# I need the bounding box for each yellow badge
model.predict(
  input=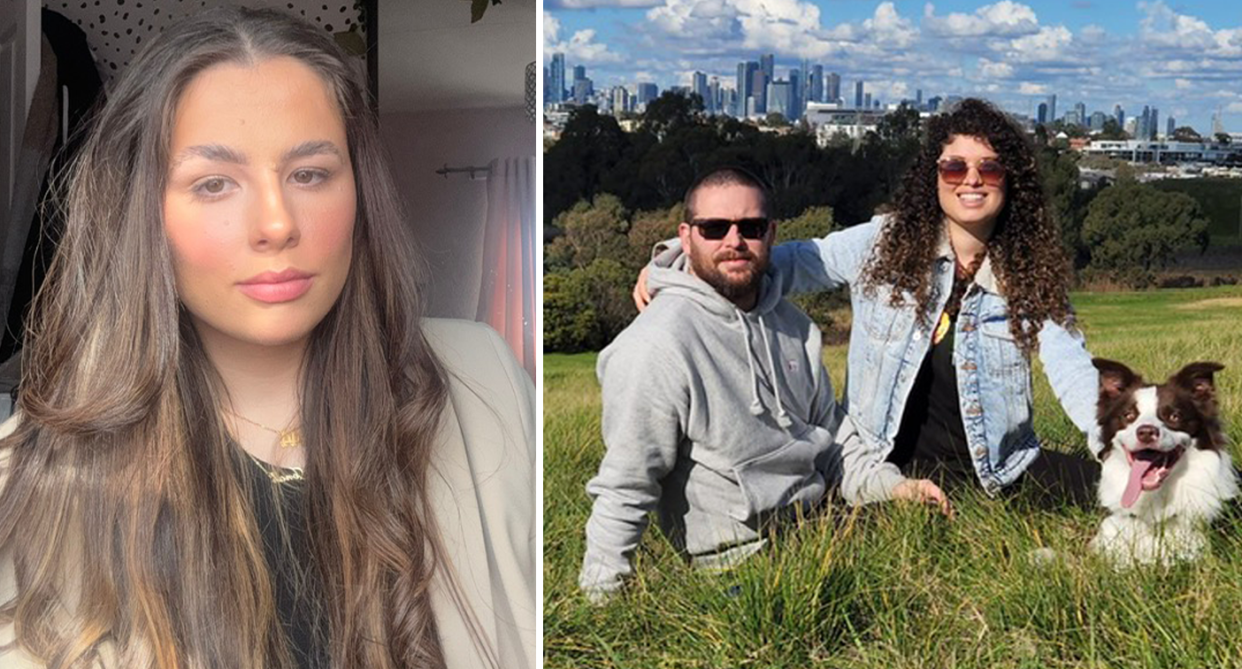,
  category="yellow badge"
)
[933,311,951,345]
